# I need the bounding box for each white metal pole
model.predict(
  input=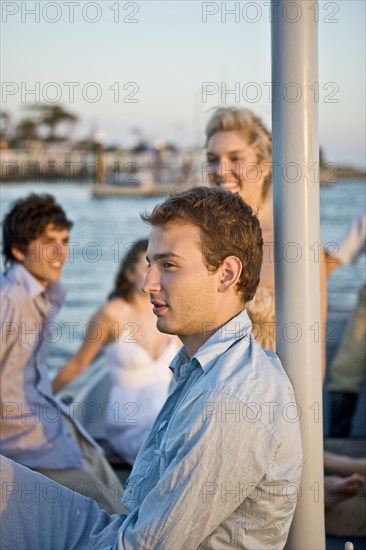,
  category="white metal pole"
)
[271,2,325,549]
